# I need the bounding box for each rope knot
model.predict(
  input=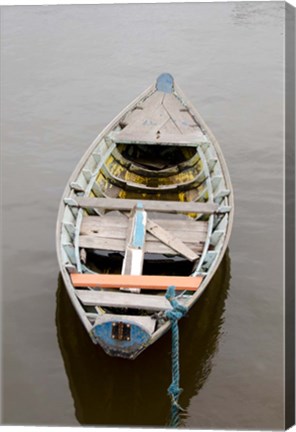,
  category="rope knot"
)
[165,285,188,321]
